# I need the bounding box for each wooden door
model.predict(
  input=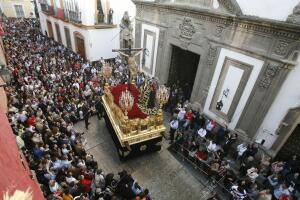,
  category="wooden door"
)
[75,34,86,59]
[47,21,54,38]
